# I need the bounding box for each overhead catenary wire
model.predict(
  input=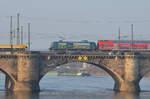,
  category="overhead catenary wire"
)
[10,16,13,46]
[118,27,121,49]
[21,26,23,45]
[17,13,20,45]
[28,23,30,50]
[10,16,13,53]
[131,24,134,52]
